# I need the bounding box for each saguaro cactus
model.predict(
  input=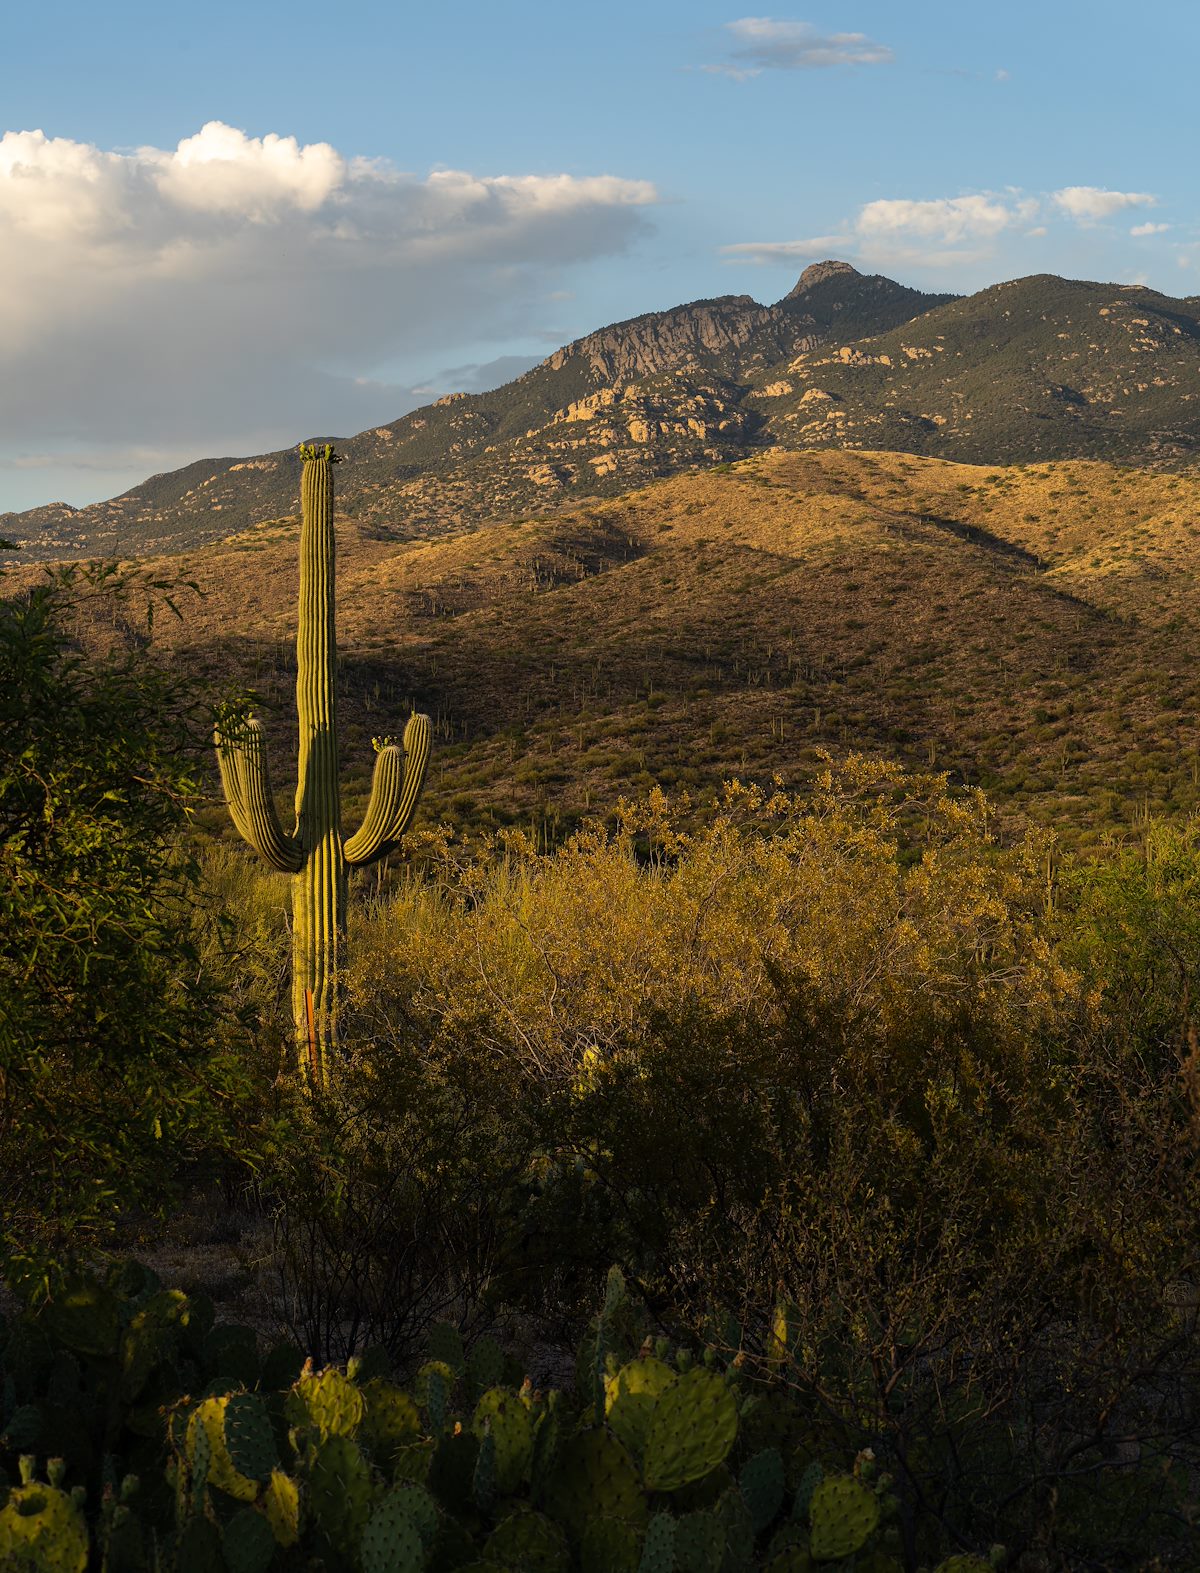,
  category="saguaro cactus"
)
[215,444,431,1085]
